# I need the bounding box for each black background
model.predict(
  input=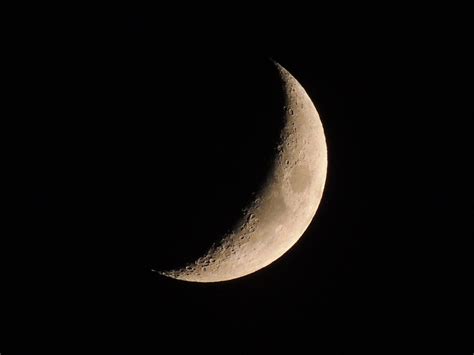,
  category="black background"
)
[2,7,472,353]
